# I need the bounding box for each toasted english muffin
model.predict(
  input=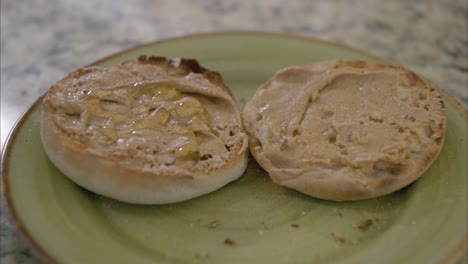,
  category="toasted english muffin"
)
[243,60,446,201]
[41,56,248,204]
